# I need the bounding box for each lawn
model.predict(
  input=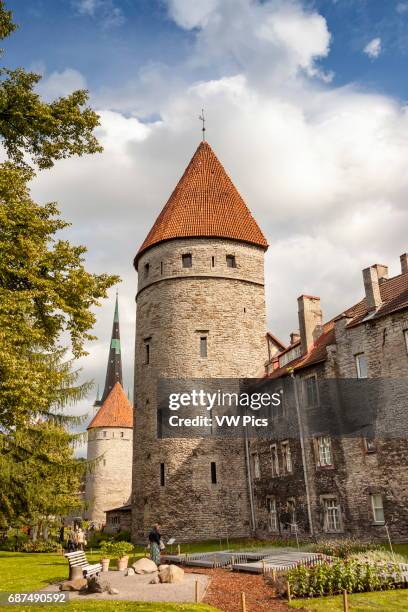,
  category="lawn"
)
[290,589,408,611]
[0,552,218,612]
